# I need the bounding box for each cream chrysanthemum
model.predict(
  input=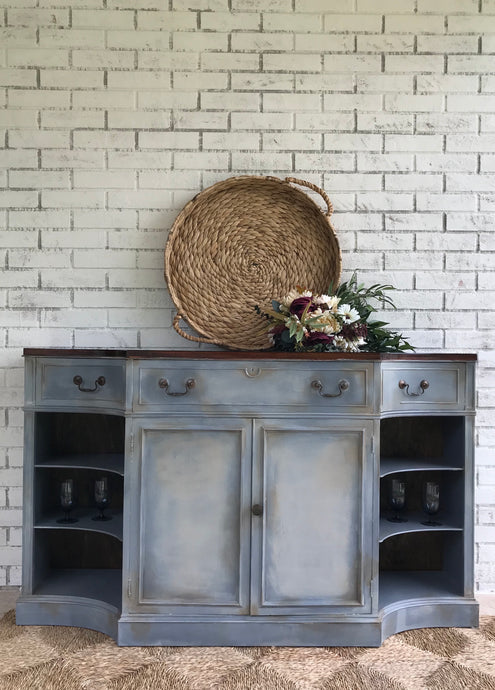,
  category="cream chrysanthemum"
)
[312,312,340,335]
[314,294,340,312]
[280,289,312,307]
